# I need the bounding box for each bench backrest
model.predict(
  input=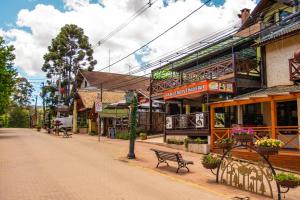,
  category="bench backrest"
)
[151,149,183,163]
